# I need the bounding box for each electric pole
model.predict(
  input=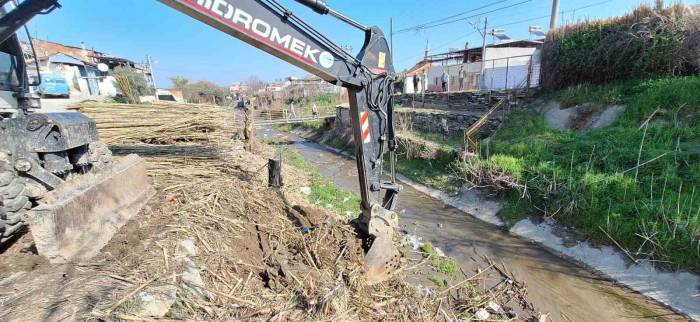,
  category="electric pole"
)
[146,55,159,102]
[549,0,560,29]
[390,18,393,55]
[480,17,488,90]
